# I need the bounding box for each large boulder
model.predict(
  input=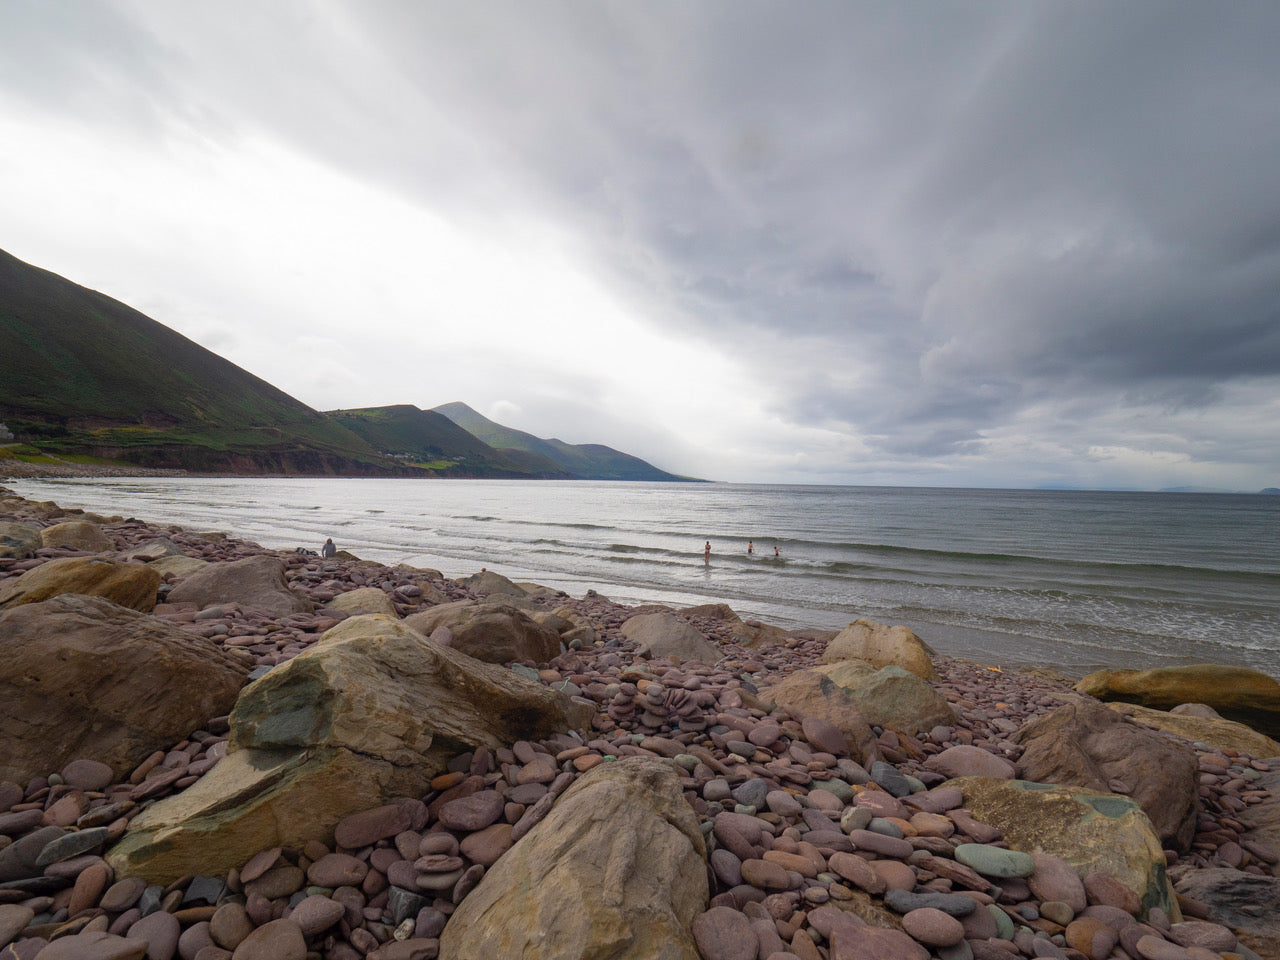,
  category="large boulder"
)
[619,612,721,664]
[1012,698,1201,850]
[324,586,398,618]
[1106,701,1280,759]
[0,556,162,612]
[822,617,940,681]
[950,777,1181,921]
[1076,664,1280,739]
[404,597,561,664]
[757,669,880,763]
[815,661,958,735]
[455,568,528,597]
[148,555,208,579]
[0,520,42,559]
[676,602,741,621]
[117,537,185,562]
[105,615,593,882]
[39,519,113,551]
[439,755,707,959]
[166,554,313,616]
[726,620,792,649]
[0,594,248,783]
